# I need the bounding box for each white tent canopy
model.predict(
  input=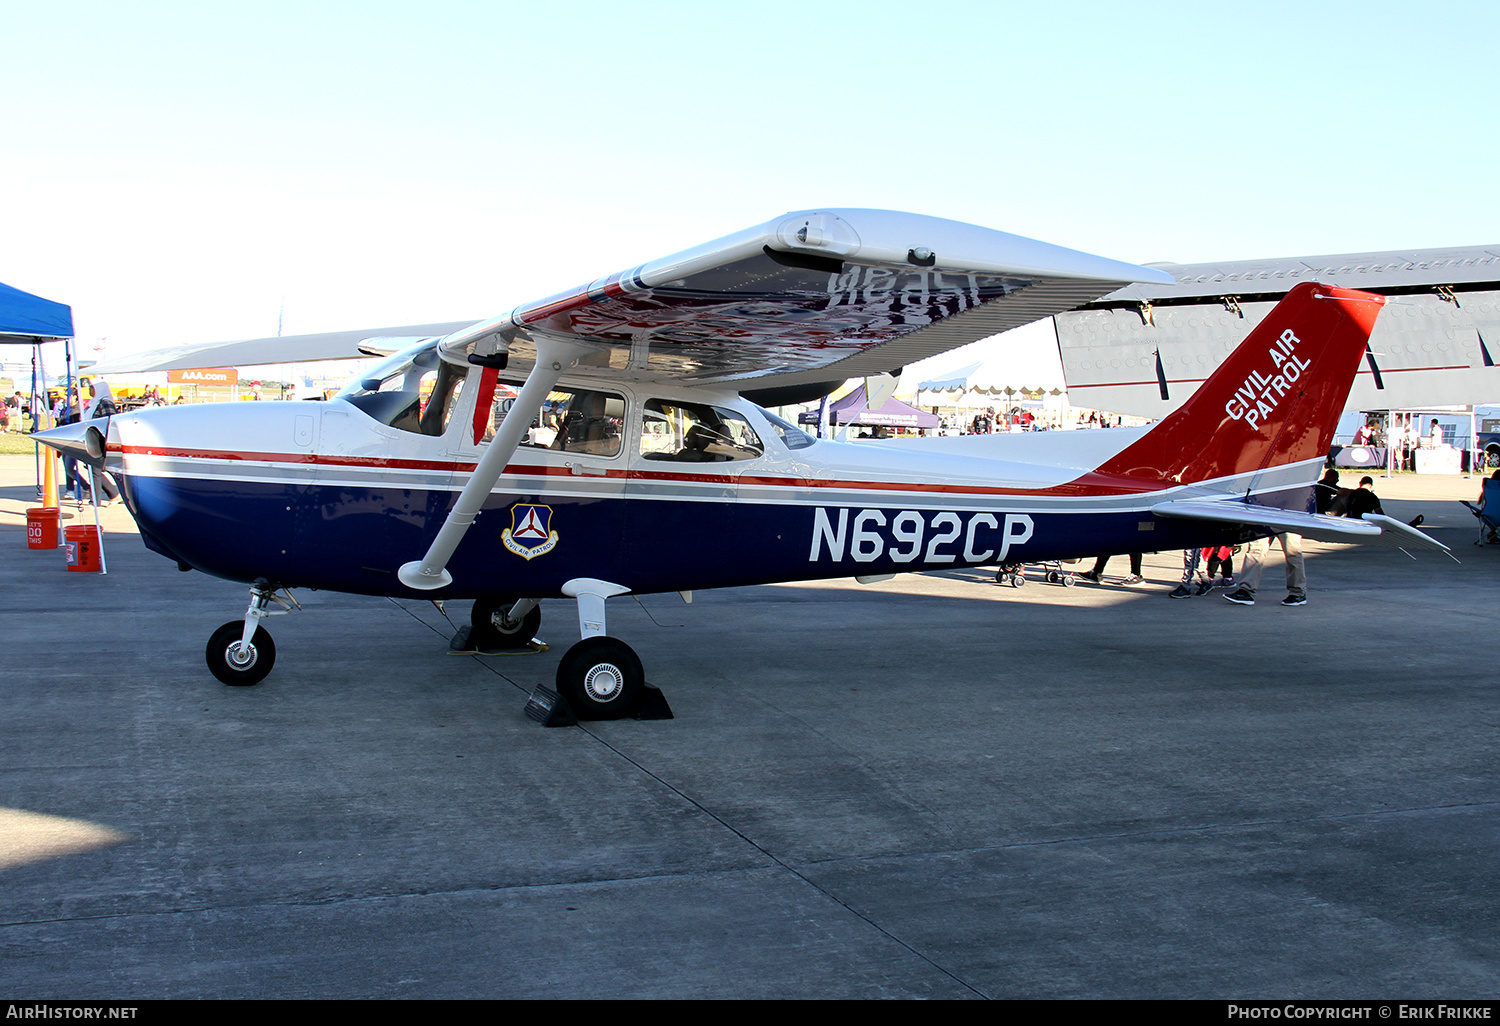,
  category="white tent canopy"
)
[897,318,1066,403]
